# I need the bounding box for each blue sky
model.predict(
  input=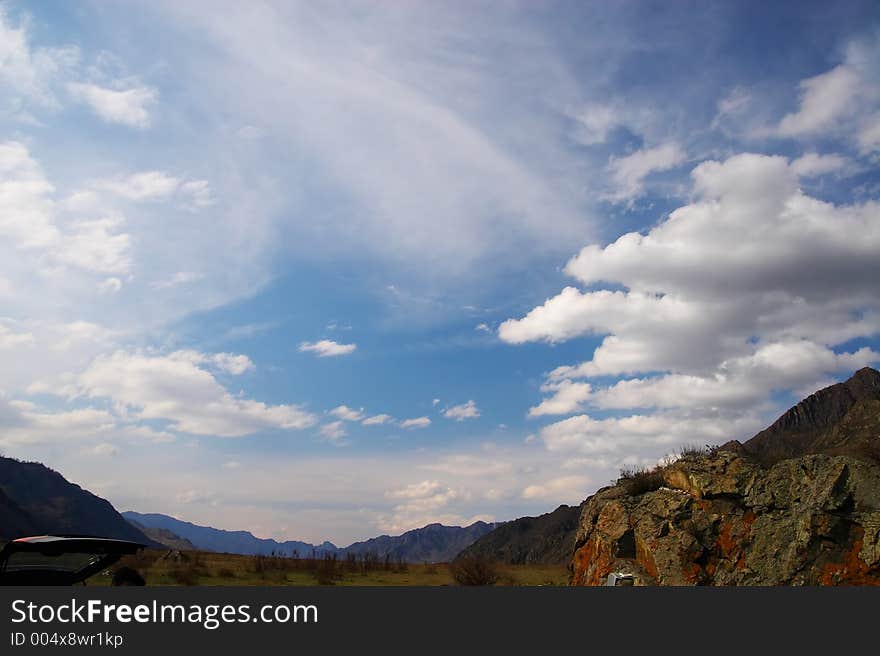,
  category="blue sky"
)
[1,1,879,545]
